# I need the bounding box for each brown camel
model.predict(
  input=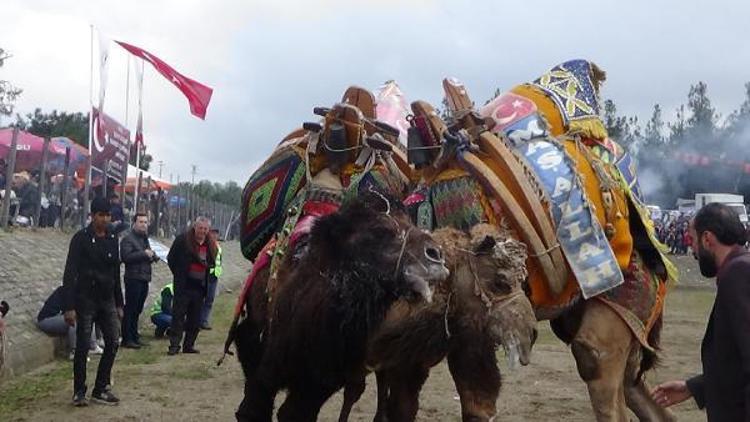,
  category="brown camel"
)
[342,95,674,420]
[350,224,538,422]
[231,193,449,422]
